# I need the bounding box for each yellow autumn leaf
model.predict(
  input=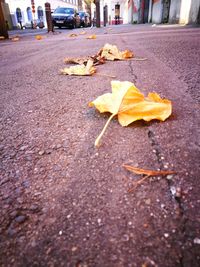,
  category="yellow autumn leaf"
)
[89,80,172,146]
[35,35,42,40]
[100,44,133,61]
[60,59,96,76]
[80,31,86,35]
[86,35,96,39]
